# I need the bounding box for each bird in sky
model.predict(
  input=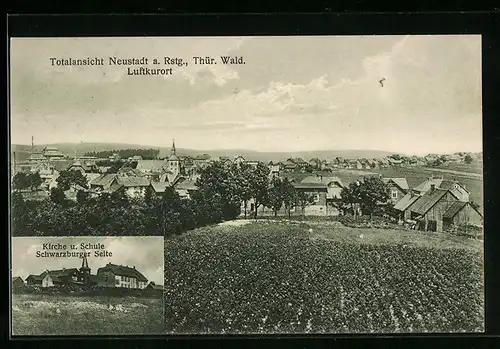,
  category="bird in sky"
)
[379,78,386,87]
